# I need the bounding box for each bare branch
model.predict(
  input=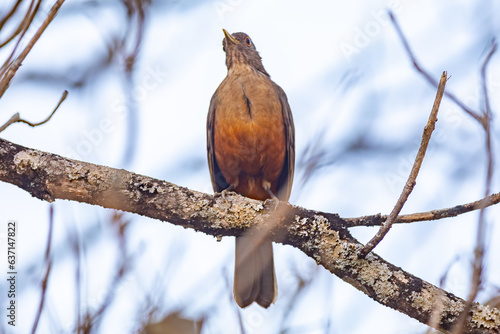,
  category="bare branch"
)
[31,204,54,334]
[388,11,484,125]
[0,137,498,333]
[452,39,497,334]
[481,40,497,121]
[81,212,130,332]
[119,0,150,167]
[67,219,82,332]
[0,0,42,72]
[0,0,66,99]
[0,90,67,133]
[0,0,23,33]
[390,14,498,333]
[359,72,447,257]
[344,191,500,227]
